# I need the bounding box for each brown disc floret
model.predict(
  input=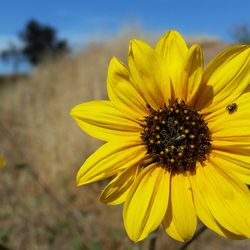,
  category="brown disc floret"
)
[141,100,211,172]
